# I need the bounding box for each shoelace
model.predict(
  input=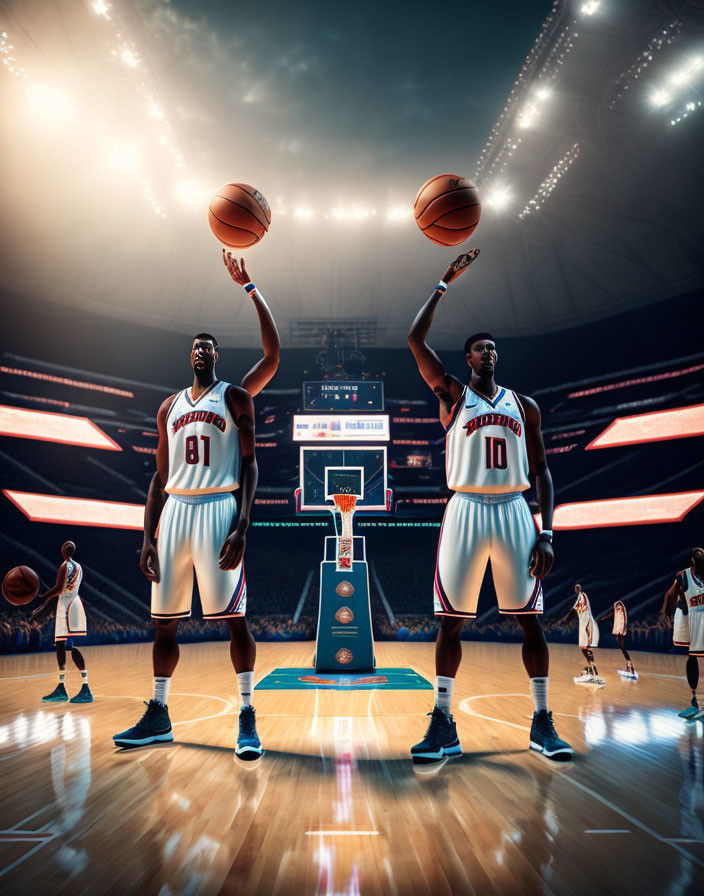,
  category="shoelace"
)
[538,711,558,737]
[240,707,256,736]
